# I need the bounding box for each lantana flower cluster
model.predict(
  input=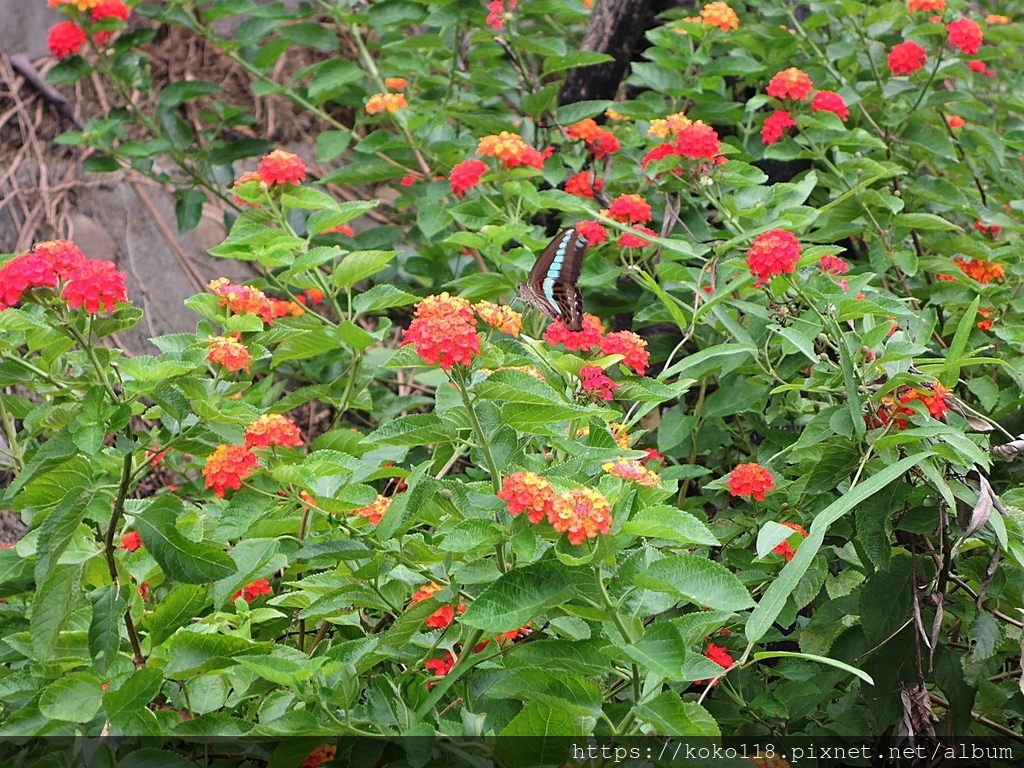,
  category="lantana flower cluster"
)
[498,472,613,546]
[0,239,127,313]
[760,67,850,146]
[201,414,303,497]
[543,314,650,377]
[875,383,951,430]
[47,0,131,58]
[208,277,305,326]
